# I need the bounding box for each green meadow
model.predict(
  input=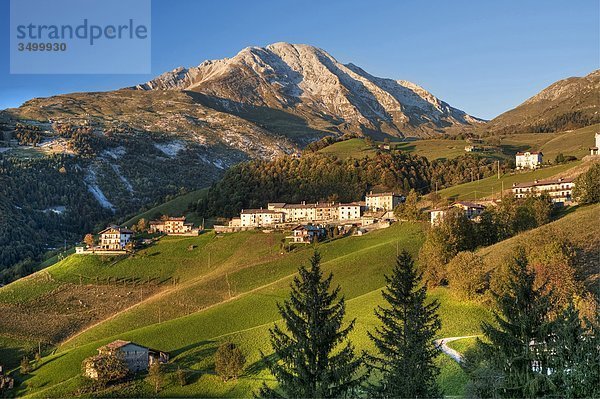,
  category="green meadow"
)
[0,221,493,397]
